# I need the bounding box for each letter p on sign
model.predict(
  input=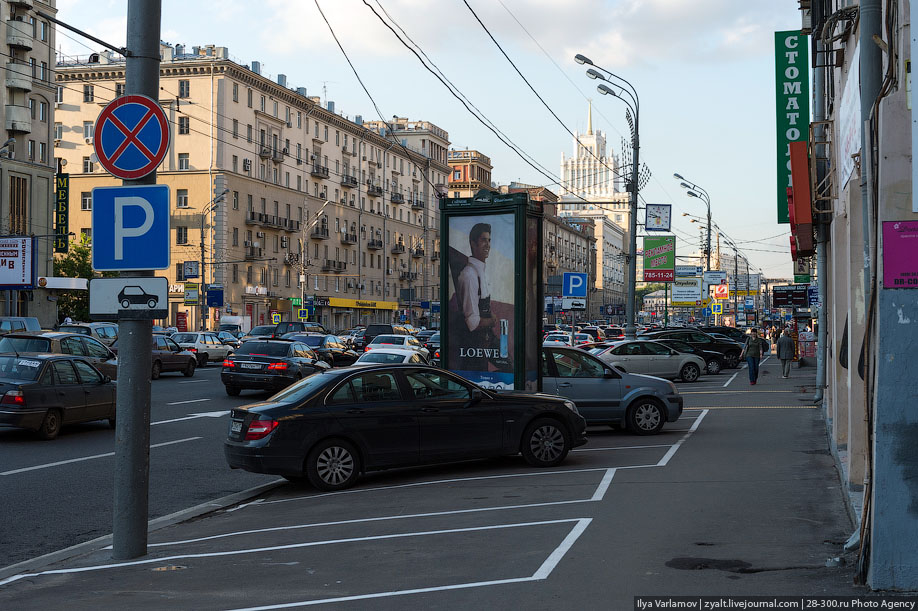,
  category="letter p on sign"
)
[114,196,154,260]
